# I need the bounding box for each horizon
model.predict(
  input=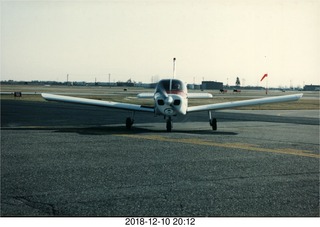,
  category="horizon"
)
[2,78,317,89]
